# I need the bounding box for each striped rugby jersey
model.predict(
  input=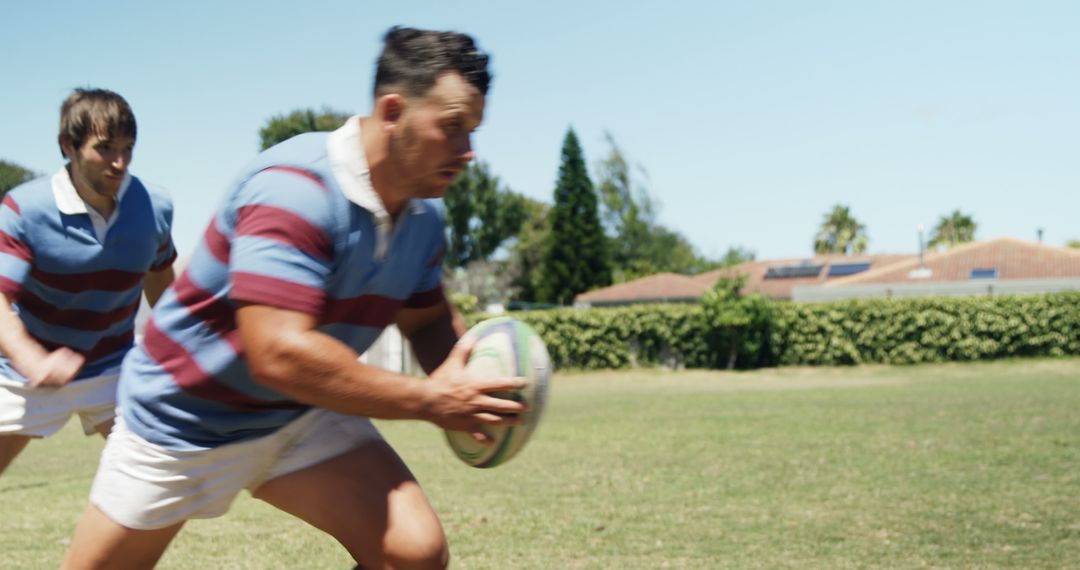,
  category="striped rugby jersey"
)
[119,116,447,450]
[0,170,176,382]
